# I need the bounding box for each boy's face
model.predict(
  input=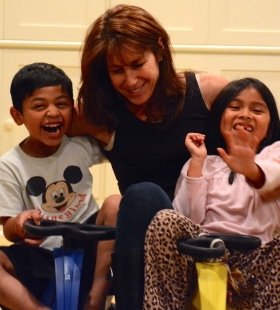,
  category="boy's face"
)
[11,85,73,153]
